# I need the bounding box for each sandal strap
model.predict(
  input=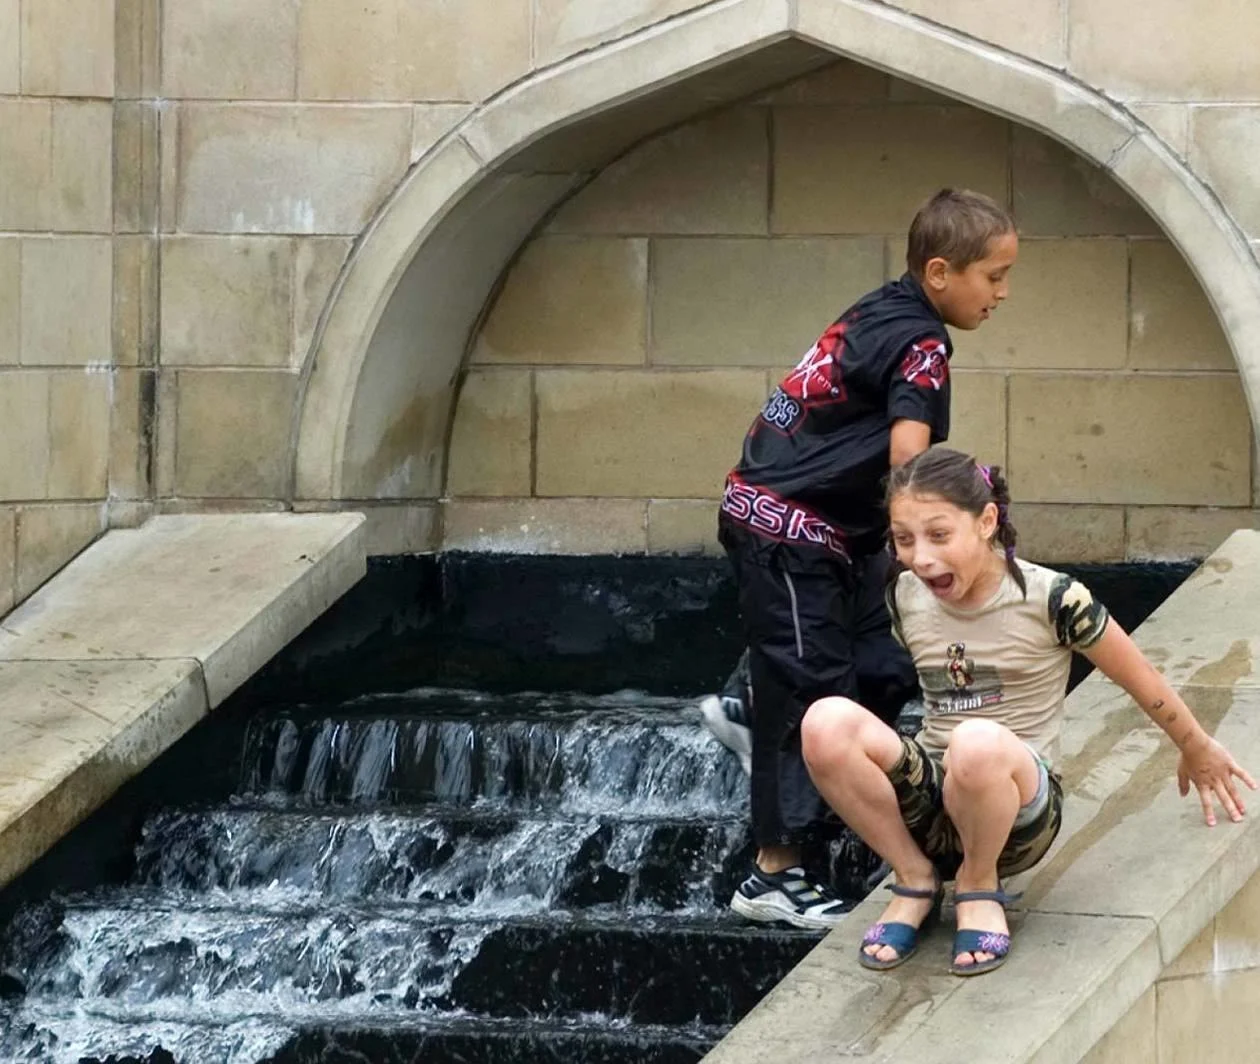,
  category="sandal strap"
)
[887,883,940,899]
[862,921,920,954]
[953,888,1022,906]
[953,928,1011,958]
